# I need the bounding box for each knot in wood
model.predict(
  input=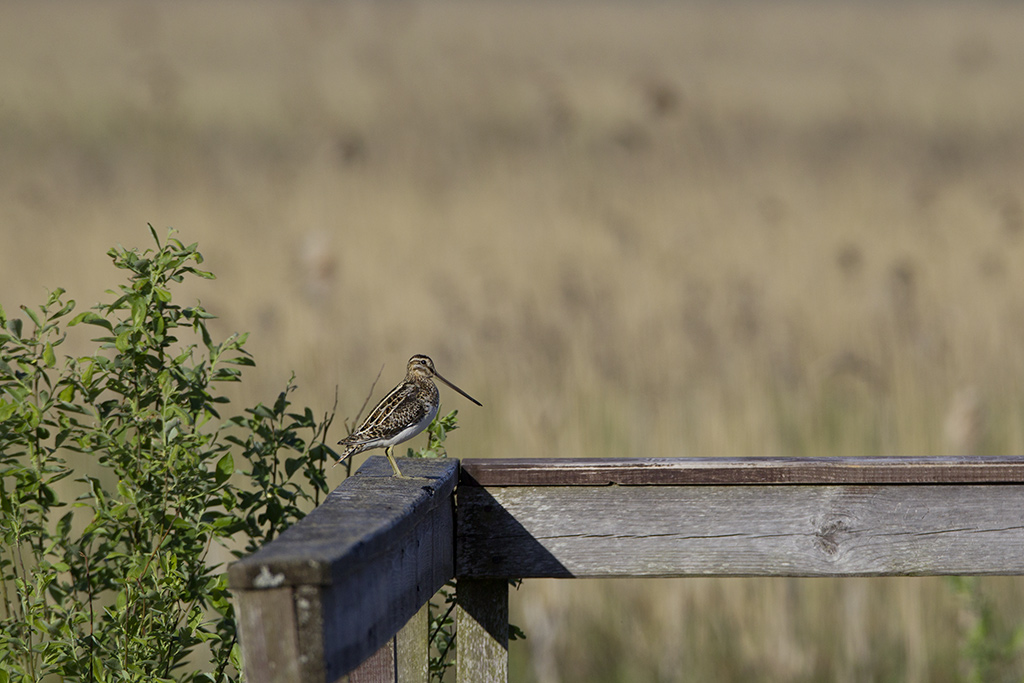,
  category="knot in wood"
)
[814,516,851,557]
